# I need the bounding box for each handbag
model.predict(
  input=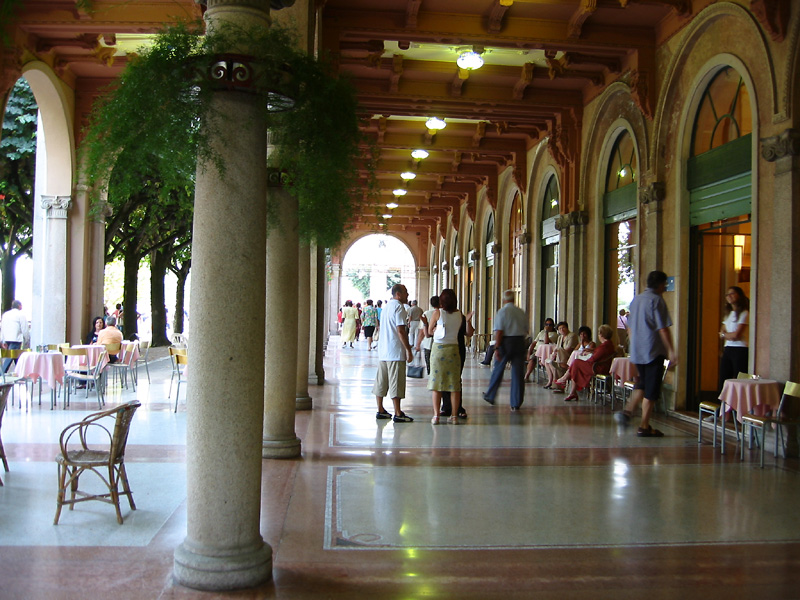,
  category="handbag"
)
[407,350,424,378]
